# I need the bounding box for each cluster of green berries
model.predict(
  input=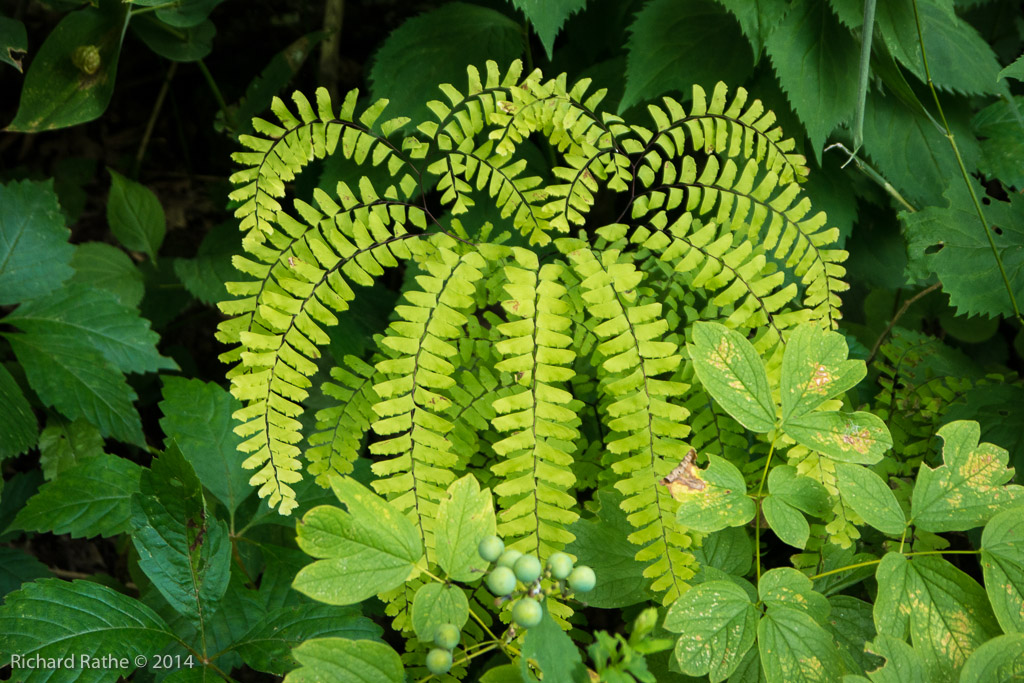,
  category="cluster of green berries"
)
[425,623,460,675]
[477,535,596,631]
